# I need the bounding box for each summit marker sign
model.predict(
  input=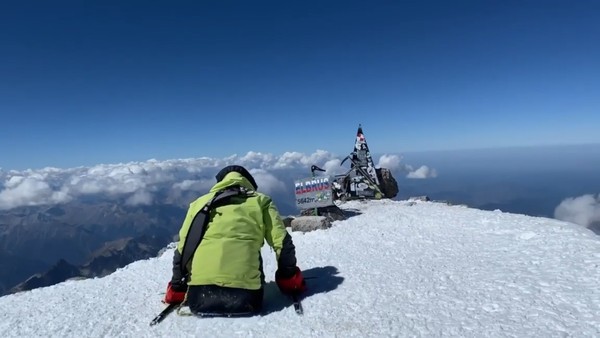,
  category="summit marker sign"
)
[294,176,334,209]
